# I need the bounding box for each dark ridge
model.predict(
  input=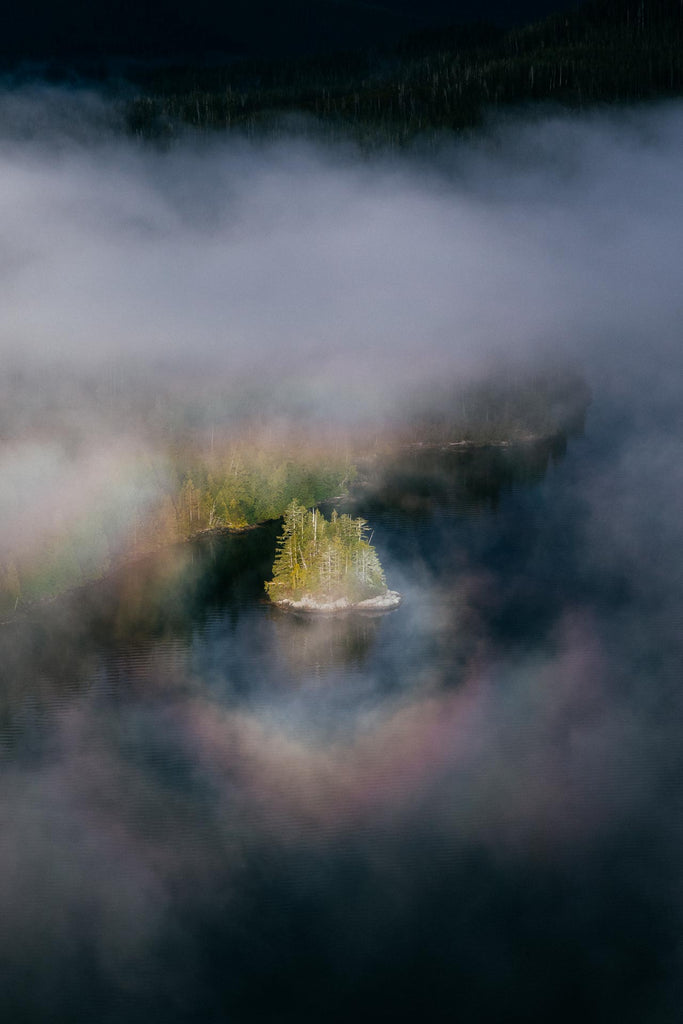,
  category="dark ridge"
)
[110,0,683,144]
